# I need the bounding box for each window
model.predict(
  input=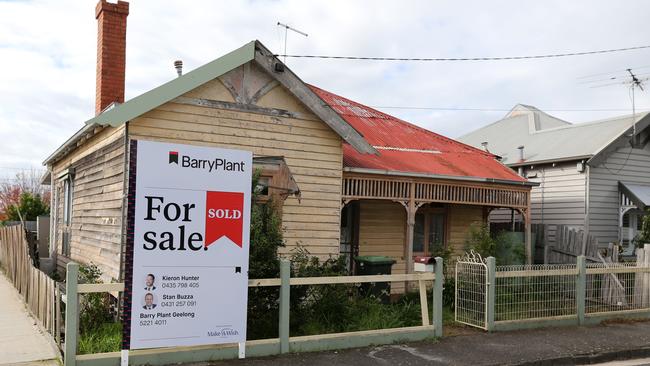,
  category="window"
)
[59,172,73,257]
[412,209,446,256]
[63,177,73,225]
[254,177,270,197]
